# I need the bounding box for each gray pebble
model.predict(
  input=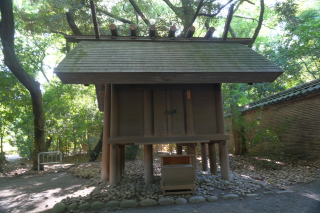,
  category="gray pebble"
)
[67,203,78,210]
[189,196,206,204]
[51,202,66,213]
[120,200,138,208]
[159,197,174,205]
[175,198,187,205]
[207,196,218,202]
[140,199,157,206]
[78,202,90,210]
[223,194,239,199]
[246,194,258,197]
[264,191,275,195]
[277,190,292,194]
[106,201,120,207]
[91,201,105,210]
